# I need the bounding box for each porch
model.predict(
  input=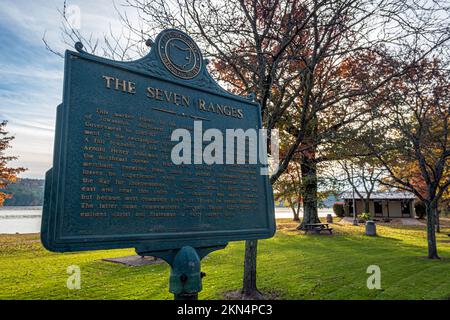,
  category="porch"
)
[341,192,416,218]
